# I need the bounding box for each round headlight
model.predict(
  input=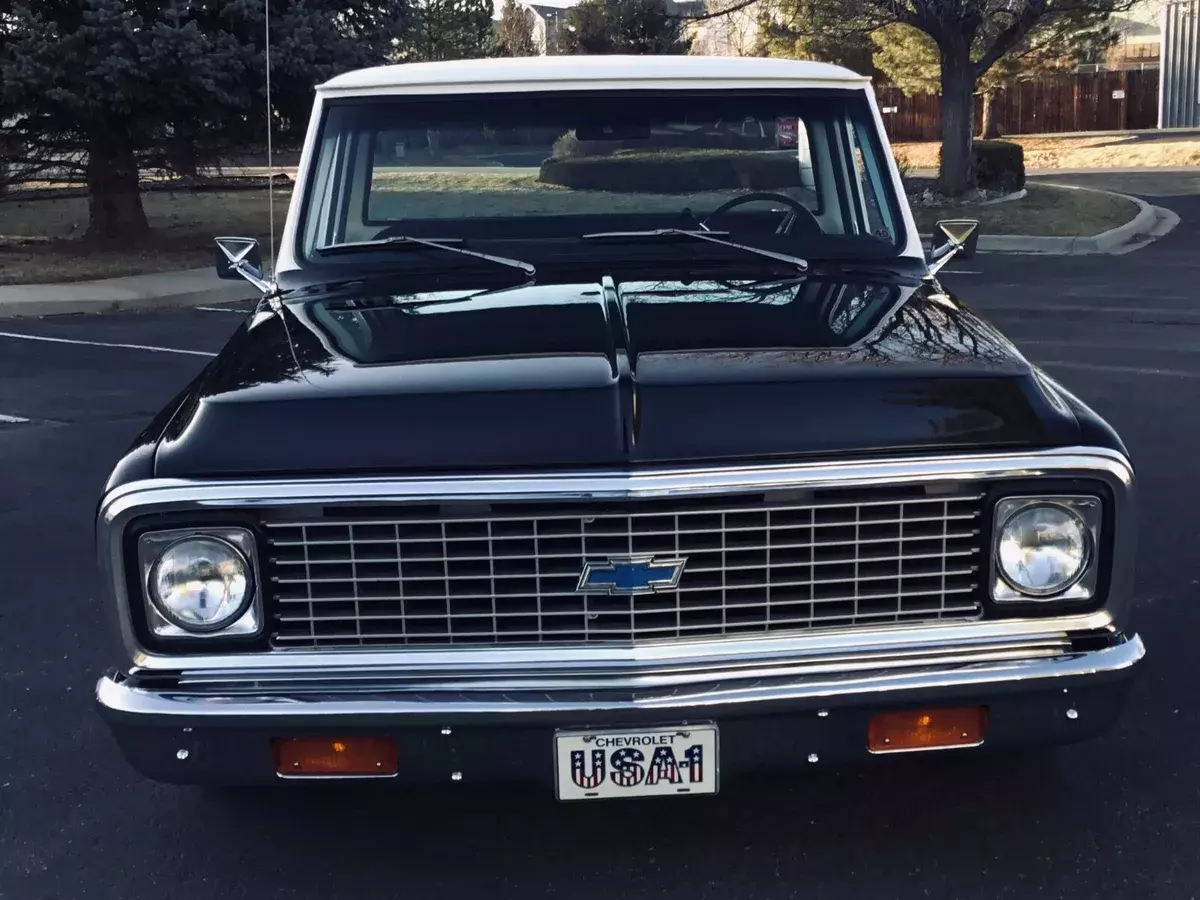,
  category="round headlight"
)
[997,504,1091,596]
[148,536,252,632]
